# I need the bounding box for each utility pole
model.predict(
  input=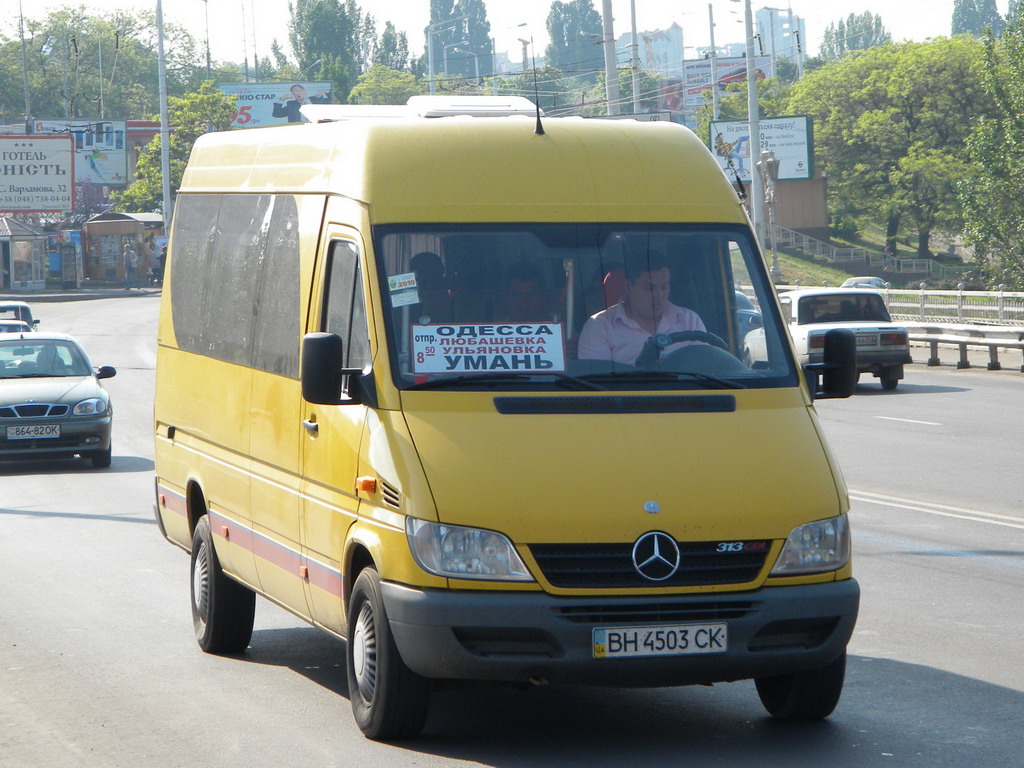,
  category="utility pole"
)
[19,0,32,130]
[743,0,764,249]
[601,0,620,115]
[156,0,173,228]
[629,0,640,114]
[708,4,719,120]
